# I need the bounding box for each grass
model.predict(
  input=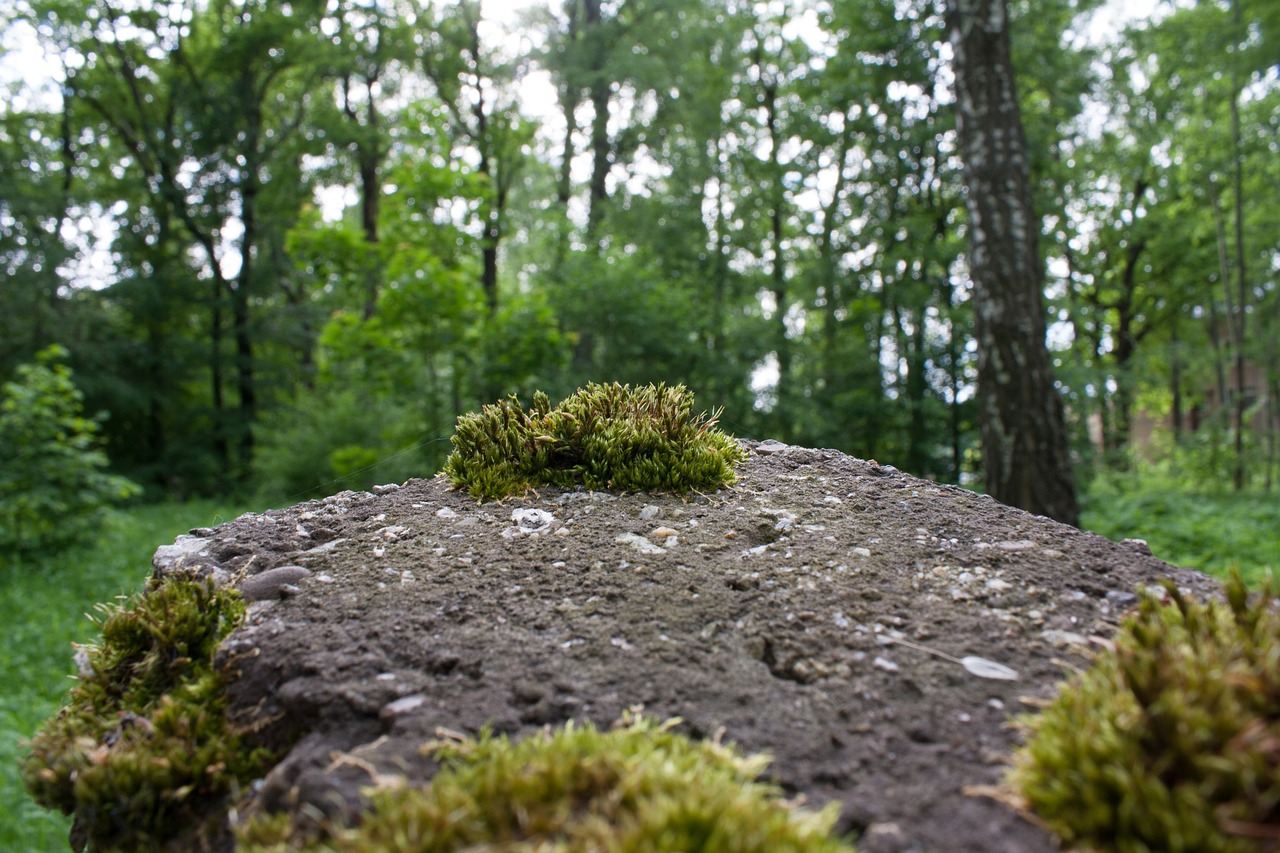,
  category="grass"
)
[0,500,261,852]
[1081,477,1280,585]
